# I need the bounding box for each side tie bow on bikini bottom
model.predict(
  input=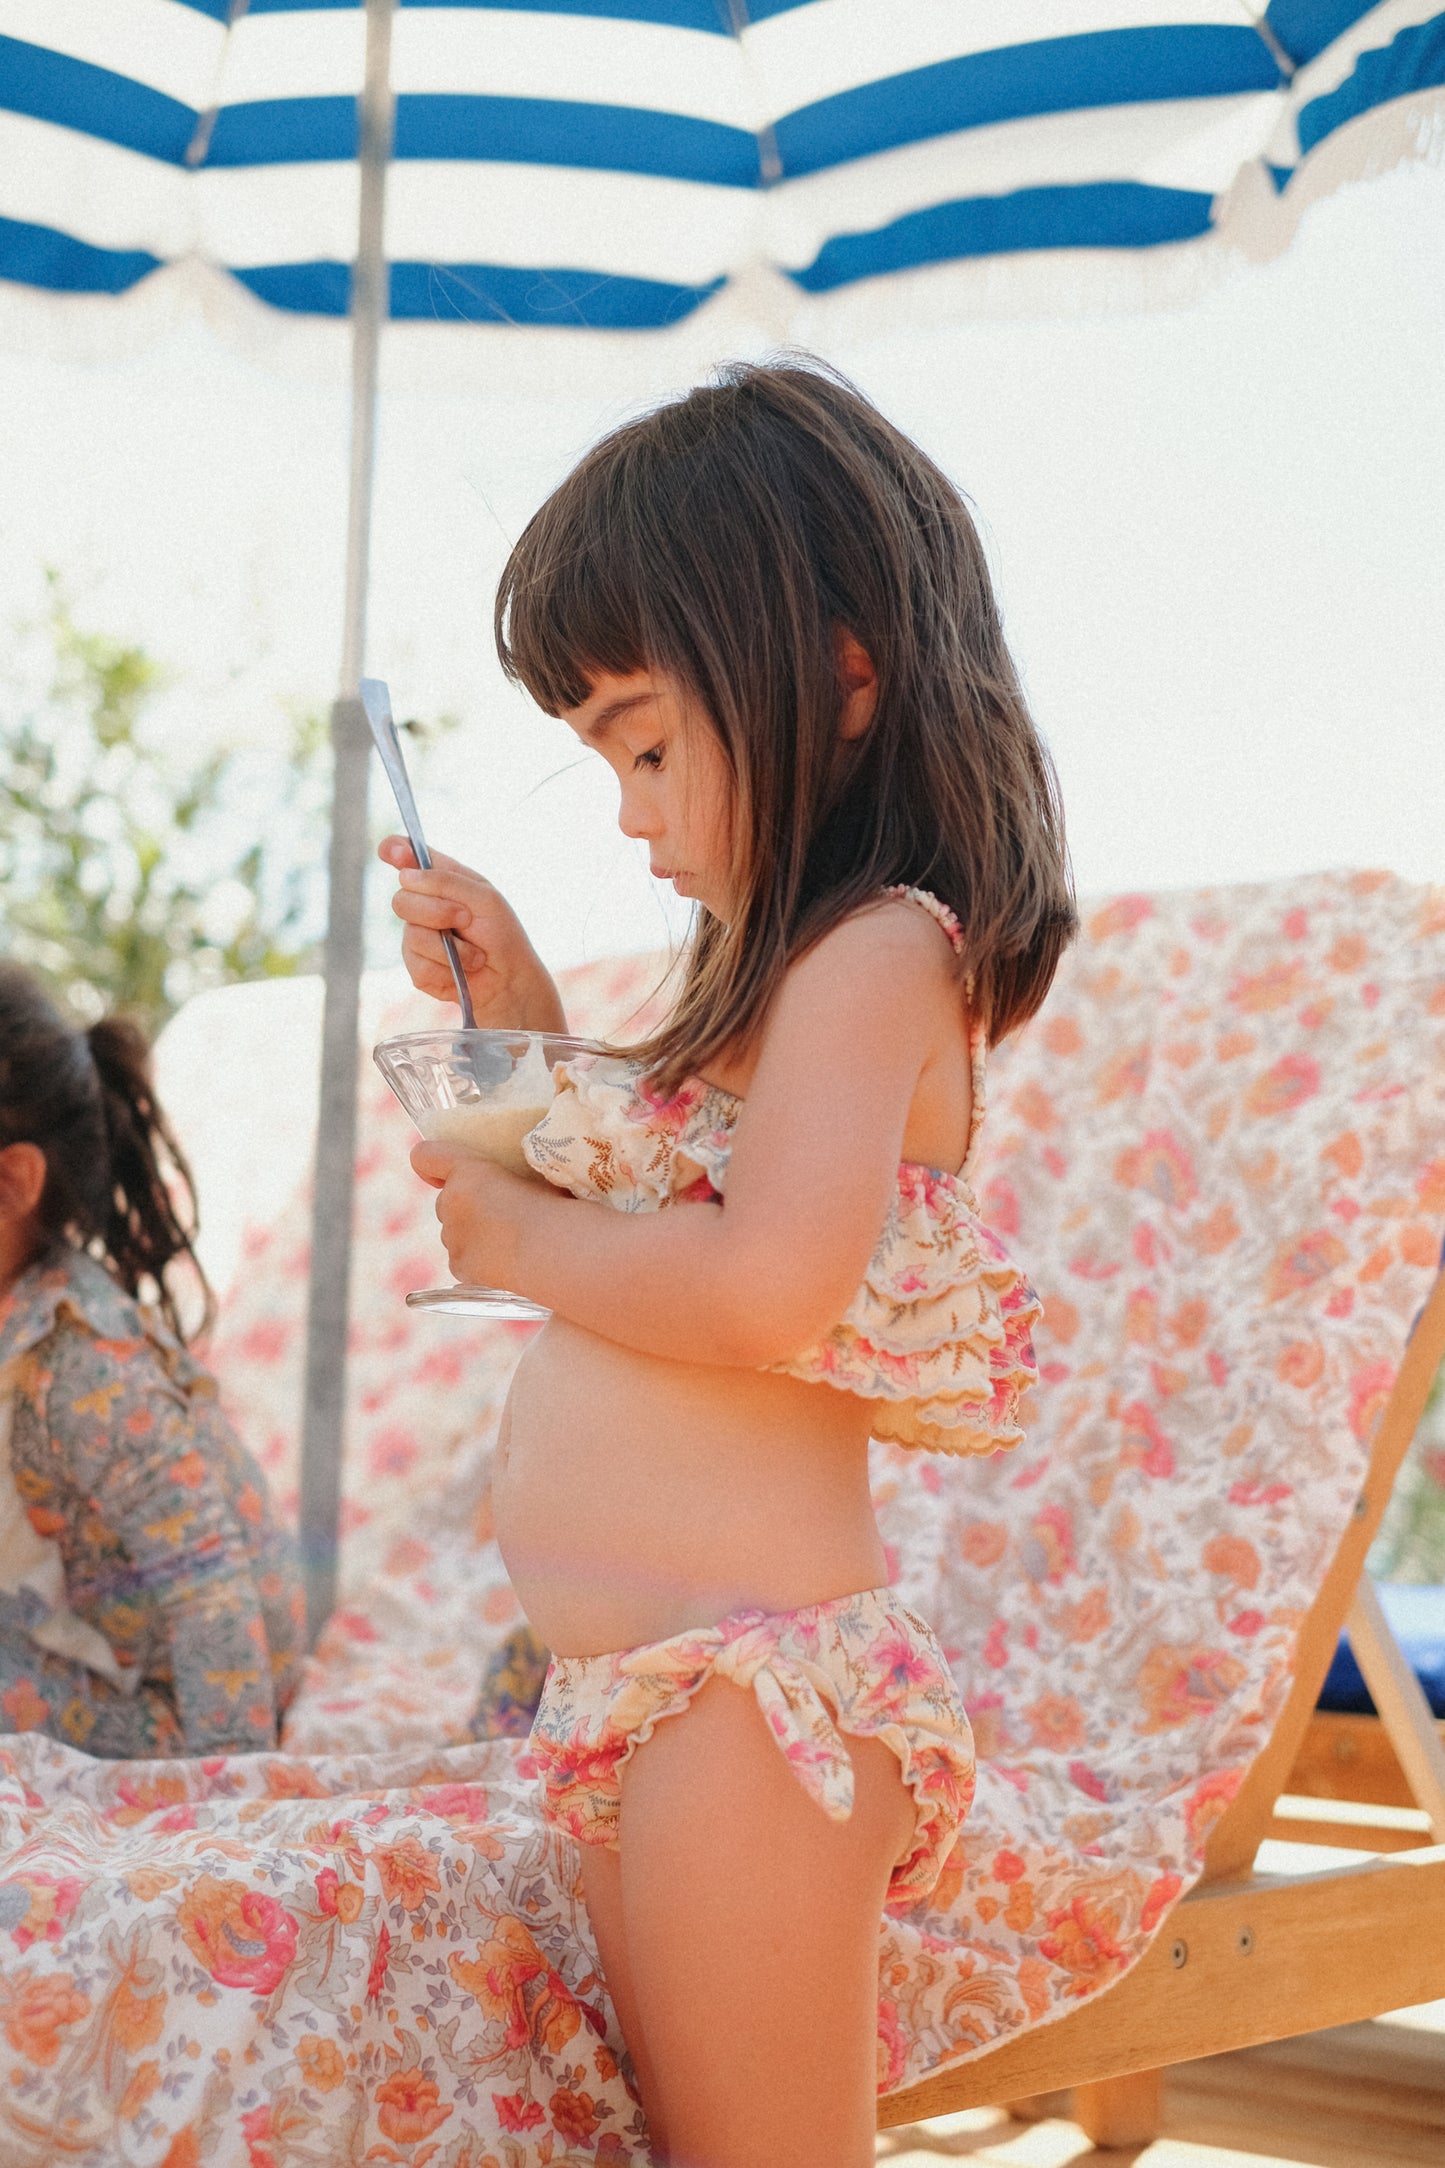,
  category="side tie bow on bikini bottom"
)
[529,1585,975,1910]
